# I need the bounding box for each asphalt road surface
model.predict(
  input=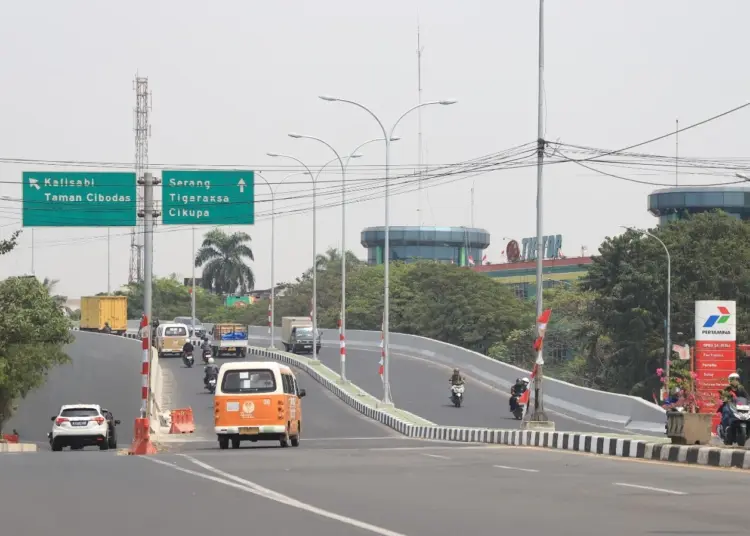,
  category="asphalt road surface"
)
[6,332,142,448]
[3,438,748,535]
[260,340,633,435]
[159,349,411,449]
